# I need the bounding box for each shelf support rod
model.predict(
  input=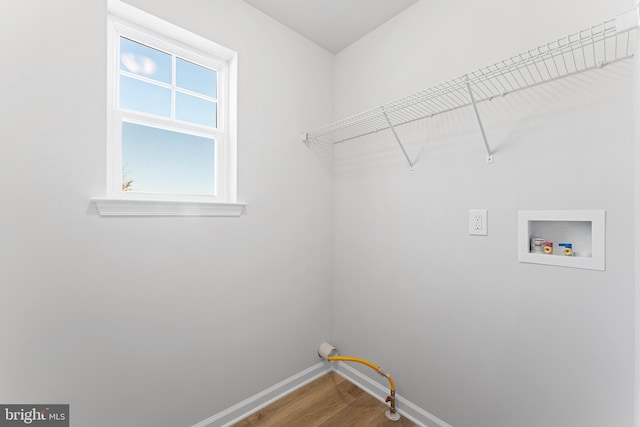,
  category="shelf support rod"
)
[382,108,414,172]
[465,76,494,163]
